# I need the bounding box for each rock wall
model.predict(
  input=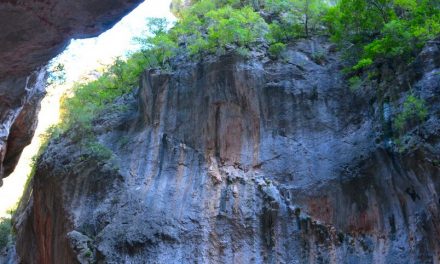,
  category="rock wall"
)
[0,69,46,186]
[16,38,440,263]
[0,0,143,184]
